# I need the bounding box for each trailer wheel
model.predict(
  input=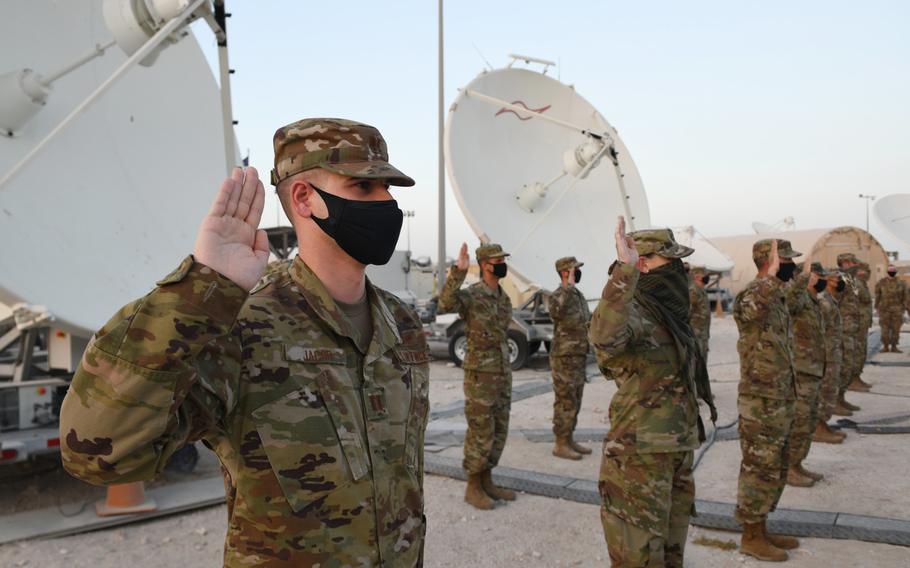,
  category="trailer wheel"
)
[448,330,467,367]
[508,330,529,370]
[166,444,199,474]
